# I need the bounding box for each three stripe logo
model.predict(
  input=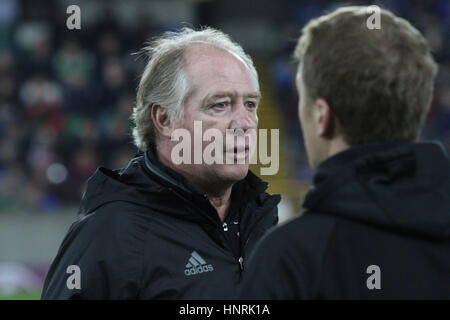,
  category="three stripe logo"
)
[184,251,214,276]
